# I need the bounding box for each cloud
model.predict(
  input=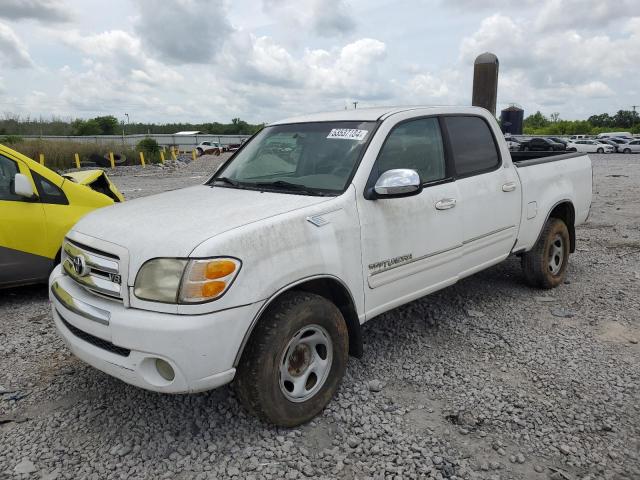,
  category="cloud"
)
[0,22,34,68]
[533,0,640,31]
[0,0,71,23]
[263,0,356,37]
[134,0,233,65]
[303,38,388,99]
